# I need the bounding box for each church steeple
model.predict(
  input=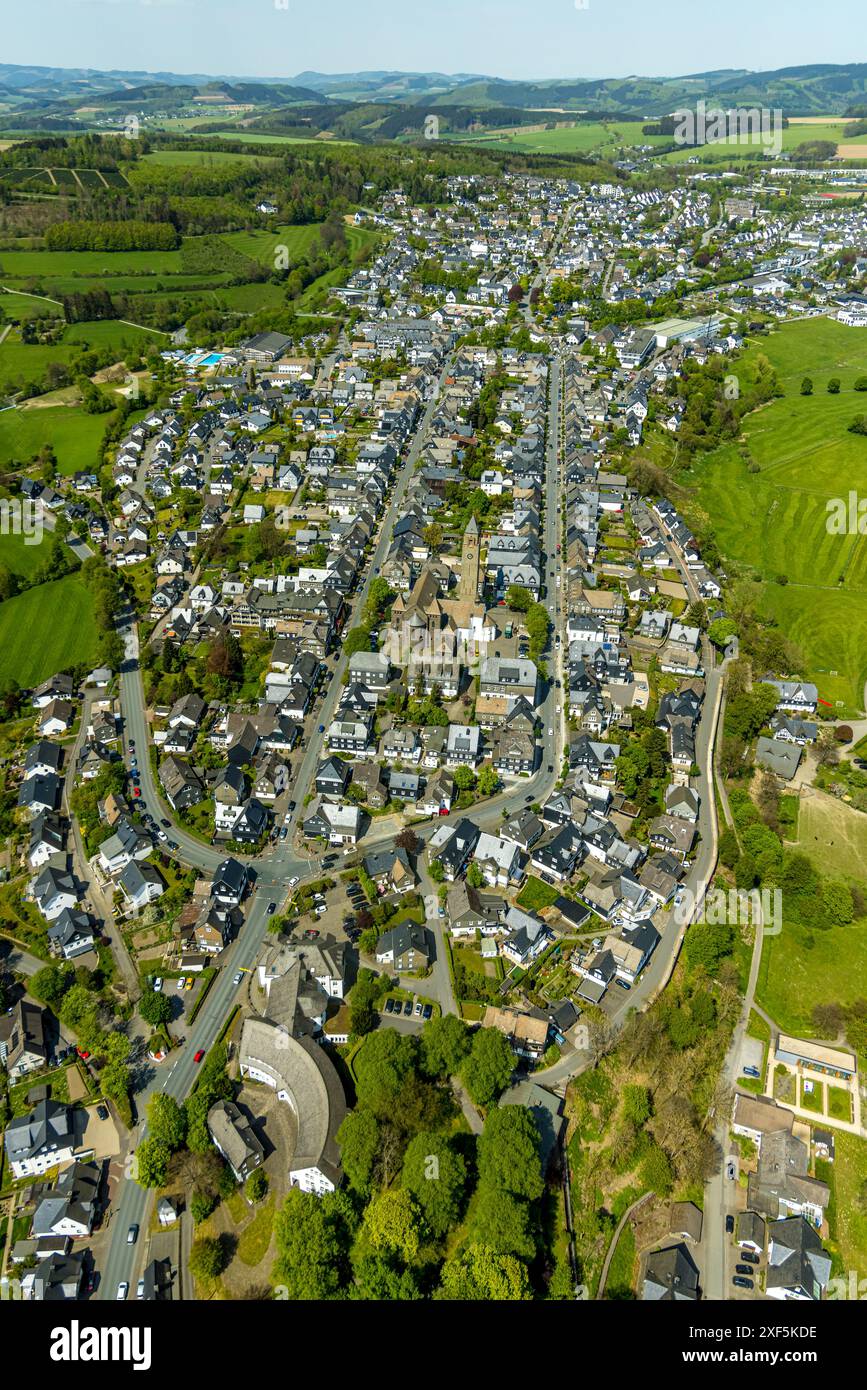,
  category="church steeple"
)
[459,515,480,601]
